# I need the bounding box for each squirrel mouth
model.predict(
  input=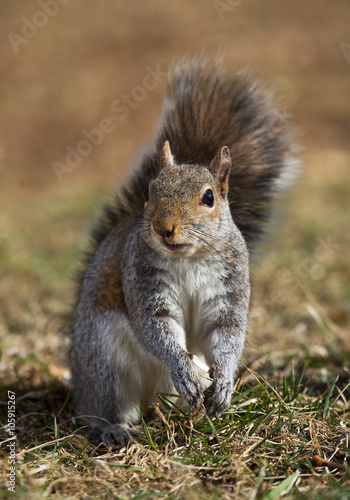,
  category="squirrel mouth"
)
[162,241,188,252]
